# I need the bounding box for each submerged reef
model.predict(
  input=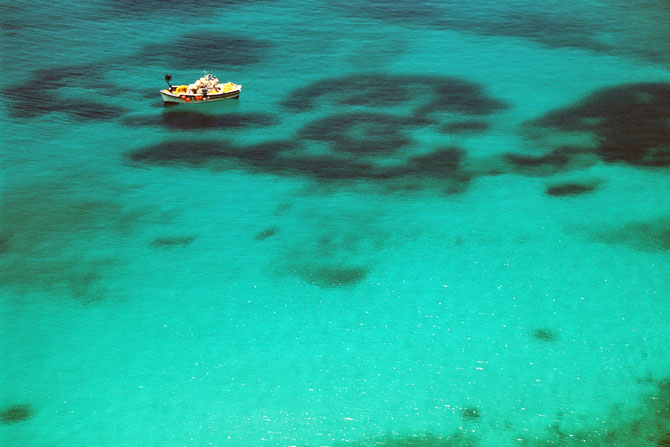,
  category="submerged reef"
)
[105,0,273,18]
[137,31,272,69]
[515,378,670,446]
[149,236,195,248]
[288,232,371,288]
[501,146,595,176]
[5,29,271,120]
[282,73,506,118]
[0,176,152,301]
[545,182,597,197]
[441,120,490,134]
[528,83,670,167]
[592,217,670,252]
[129,139,471,189]
[299,112,415,154]
[332,0,610,53]
[295,264,369,288]
[128,73,500,192]
[274,216,384,289]
[127,78,667,197]
[254,227,279,241]
[0,404,33,424]
[532,328,559,342]
[340,431,478,447]
[461,407,481,420]
[3,63,127,120]
[338,378,670,446]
